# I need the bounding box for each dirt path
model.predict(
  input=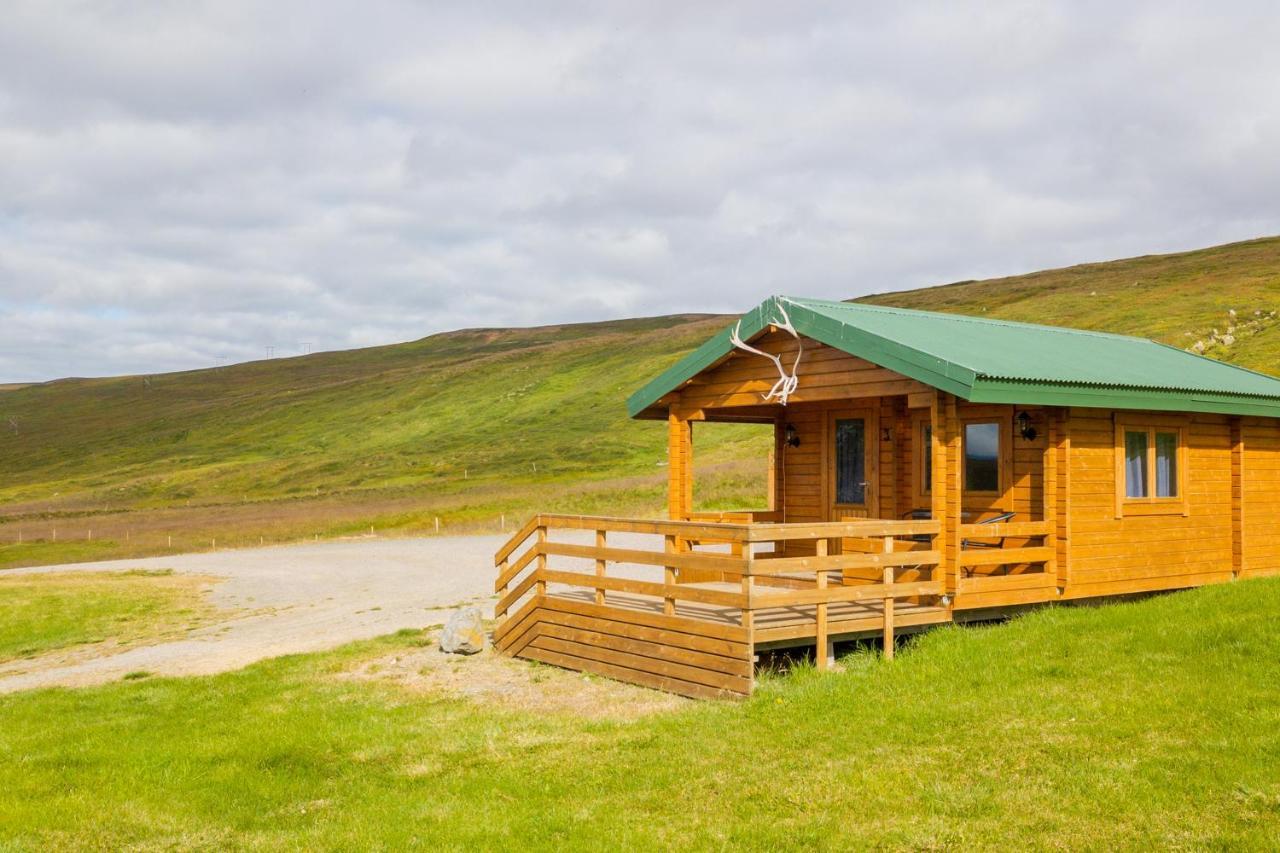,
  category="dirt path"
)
[0,535,510,693]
